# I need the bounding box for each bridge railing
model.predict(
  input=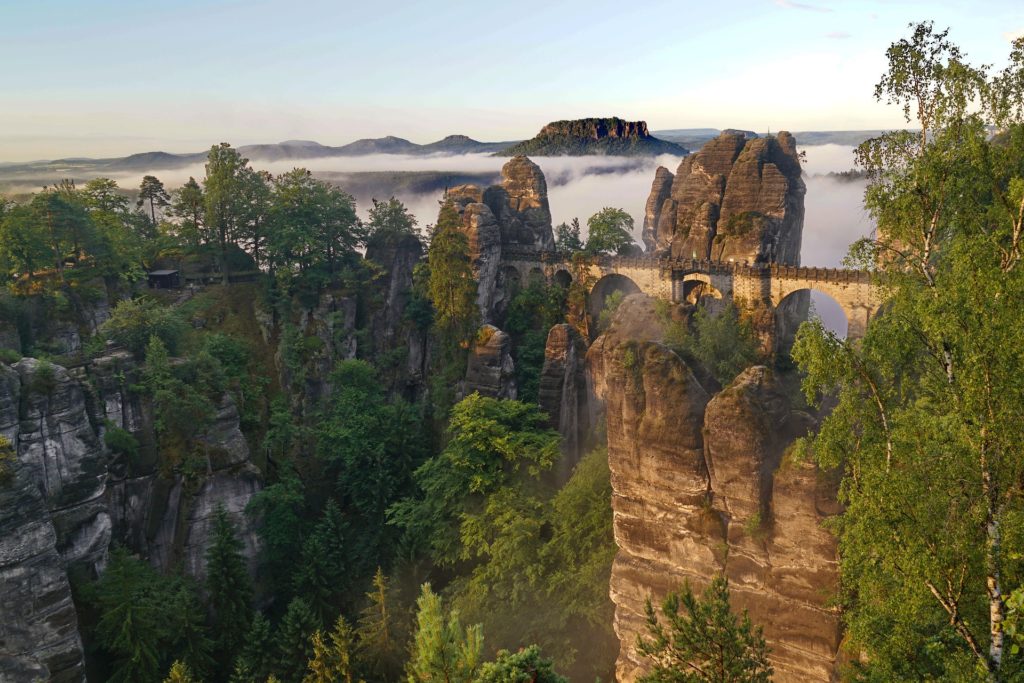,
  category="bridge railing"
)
[498,248,873,284]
